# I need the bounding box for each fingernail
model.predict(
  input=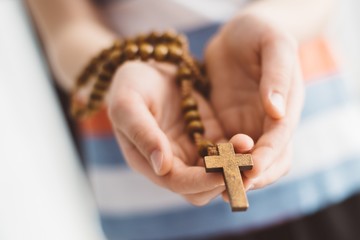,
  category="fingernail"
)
[150,150,163,175]
[270,92,285,117]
